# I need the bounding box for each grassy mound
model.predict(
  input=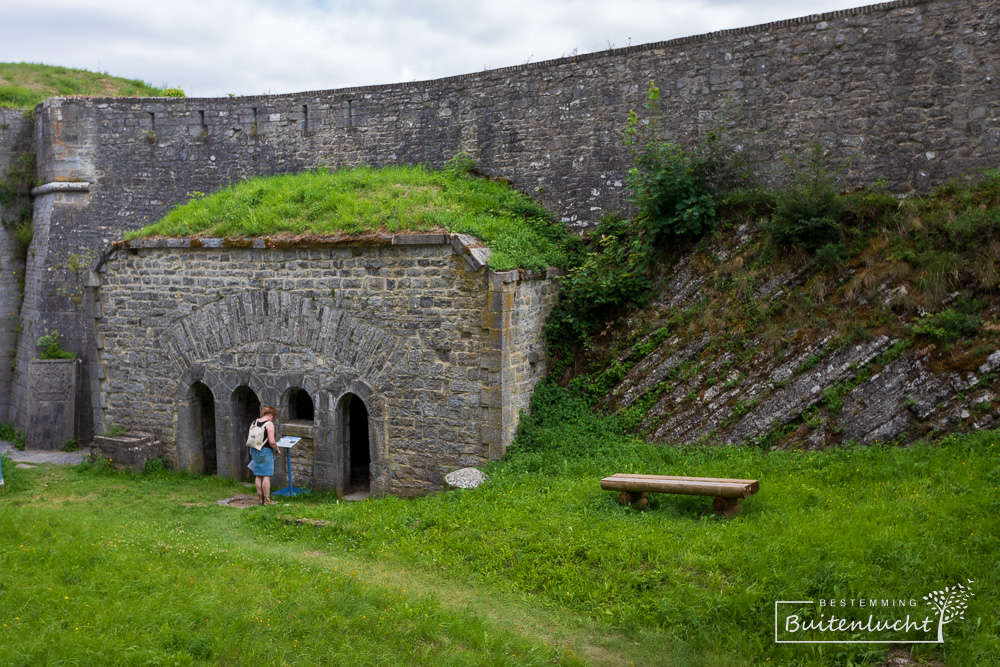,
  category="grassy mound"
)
[128,164,575,271]
[0,62,179,109]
